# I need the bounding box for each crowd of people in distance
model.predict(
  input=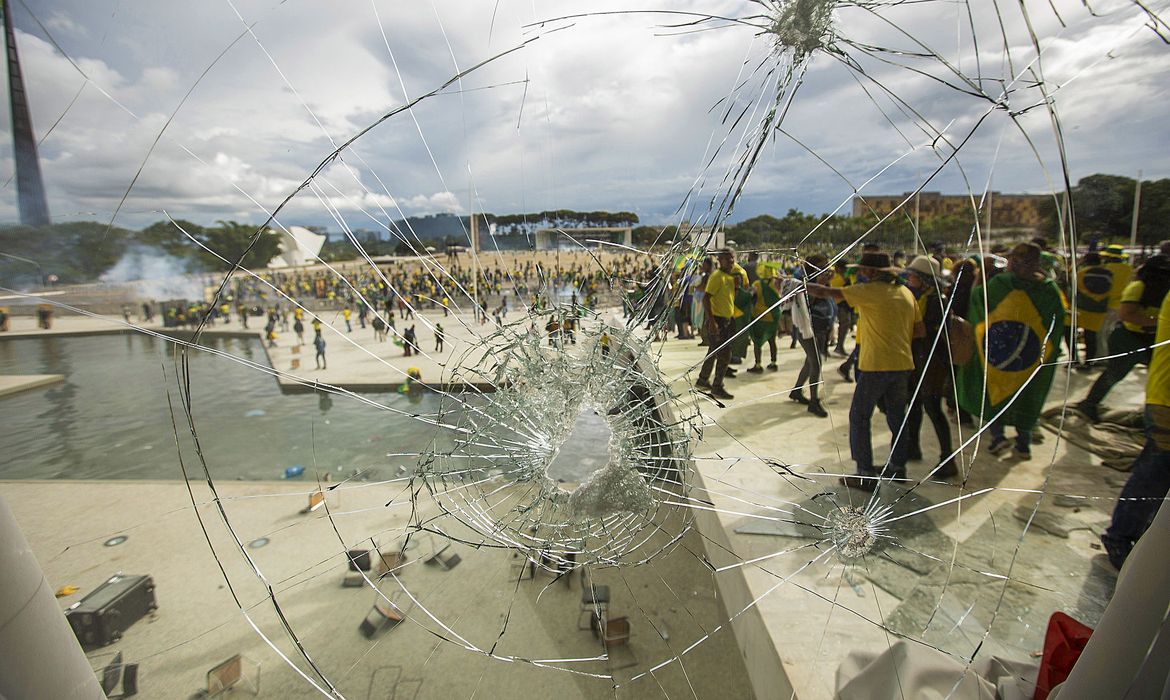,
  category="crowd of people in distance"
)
[669,239,1170,571]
